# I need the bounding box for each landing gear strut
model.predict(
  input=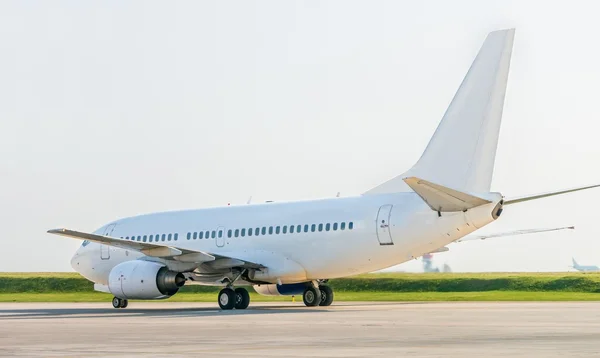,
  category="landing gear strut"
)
[112,296,128,309]
[218,287,250,310]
